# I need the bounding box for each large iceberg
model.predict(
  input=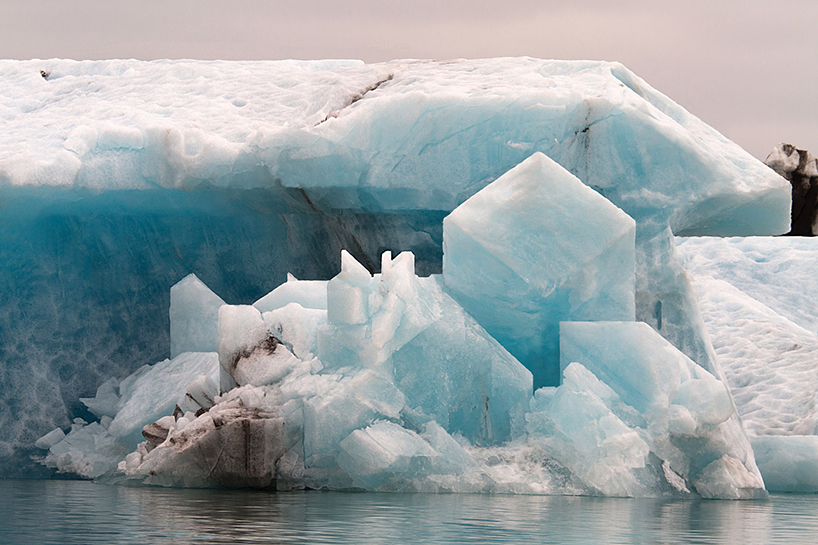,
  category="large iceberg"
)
[1,58,796,495]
